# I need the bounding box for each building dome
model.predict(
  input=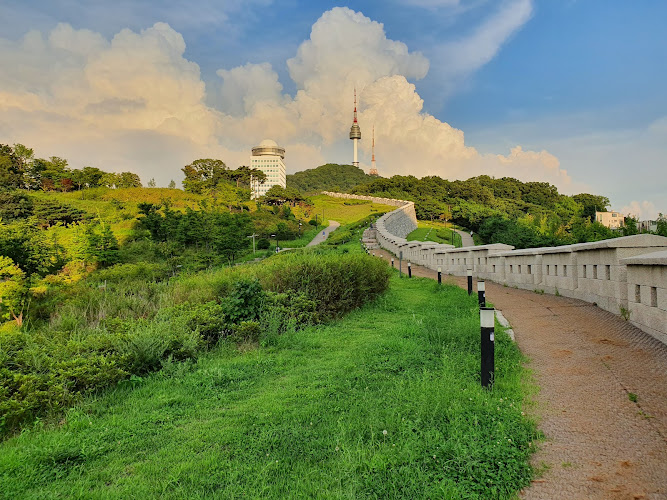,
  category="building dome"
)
[252,139,285,158]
